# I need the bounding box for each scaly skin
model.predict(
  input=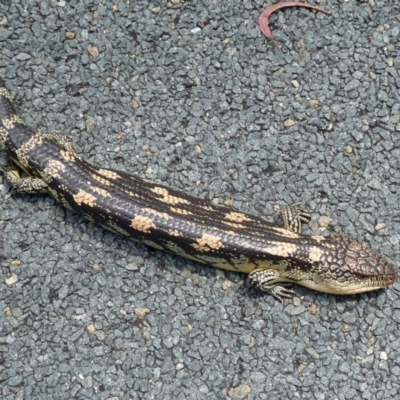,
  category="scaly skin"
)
[0,77,397,300]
